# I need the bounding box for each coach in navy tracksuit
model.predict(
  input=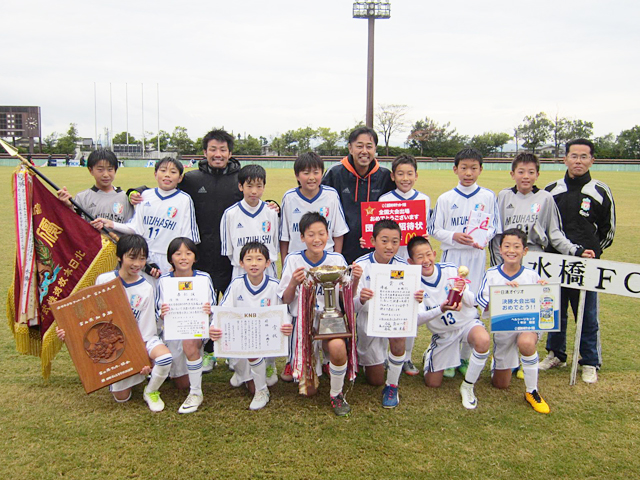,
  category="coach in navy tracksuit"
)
[322,127,394,264]
[539,138,616,383]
